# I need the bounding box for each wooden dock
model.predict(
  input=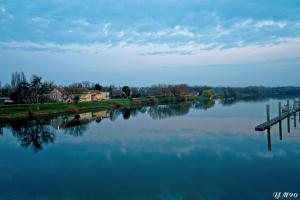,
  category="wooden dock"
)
[255,99,300,131]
